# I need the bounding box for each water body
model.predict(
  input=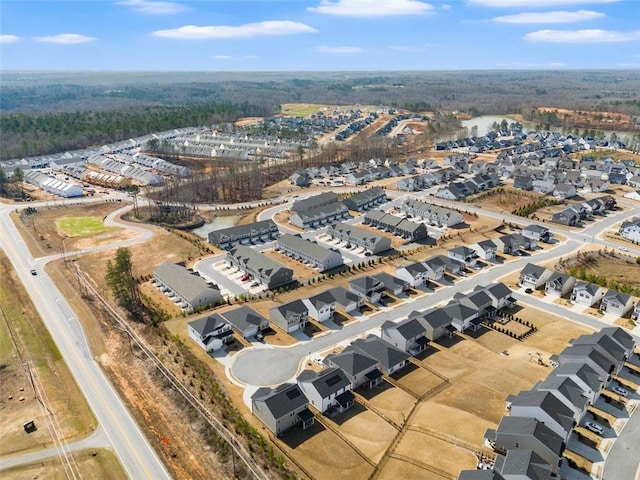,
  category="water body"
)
[191,215,241,239]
